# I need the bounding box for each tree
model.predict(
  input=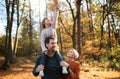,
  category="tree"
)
[98,0,120,49]
[1,0,15,70]
[76,0,82,54]
[28,0,33,56]
[85,0,94,39]
[13,0,25,57]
